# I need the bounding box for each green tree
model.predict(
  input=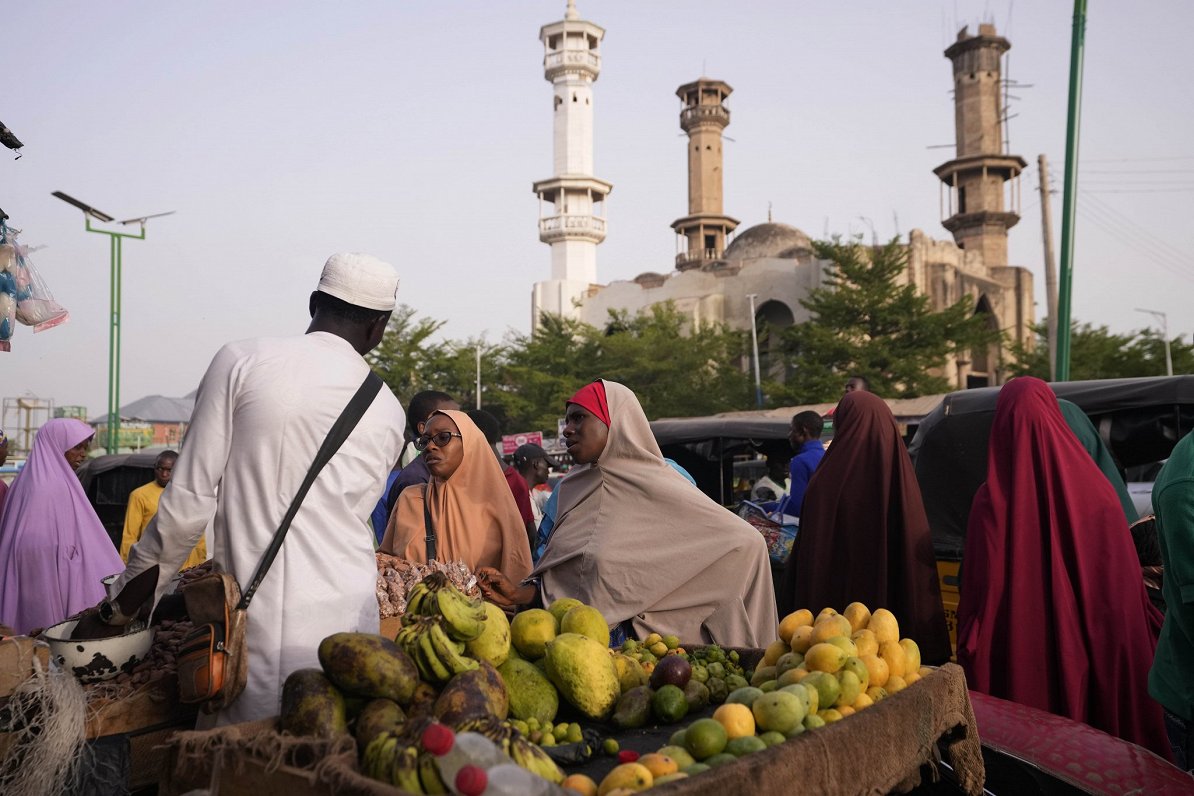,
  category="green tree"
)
[367,304,448,405]
[770,238,1000,404]
[493,313,598,431]
[1010,321,1193,380]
